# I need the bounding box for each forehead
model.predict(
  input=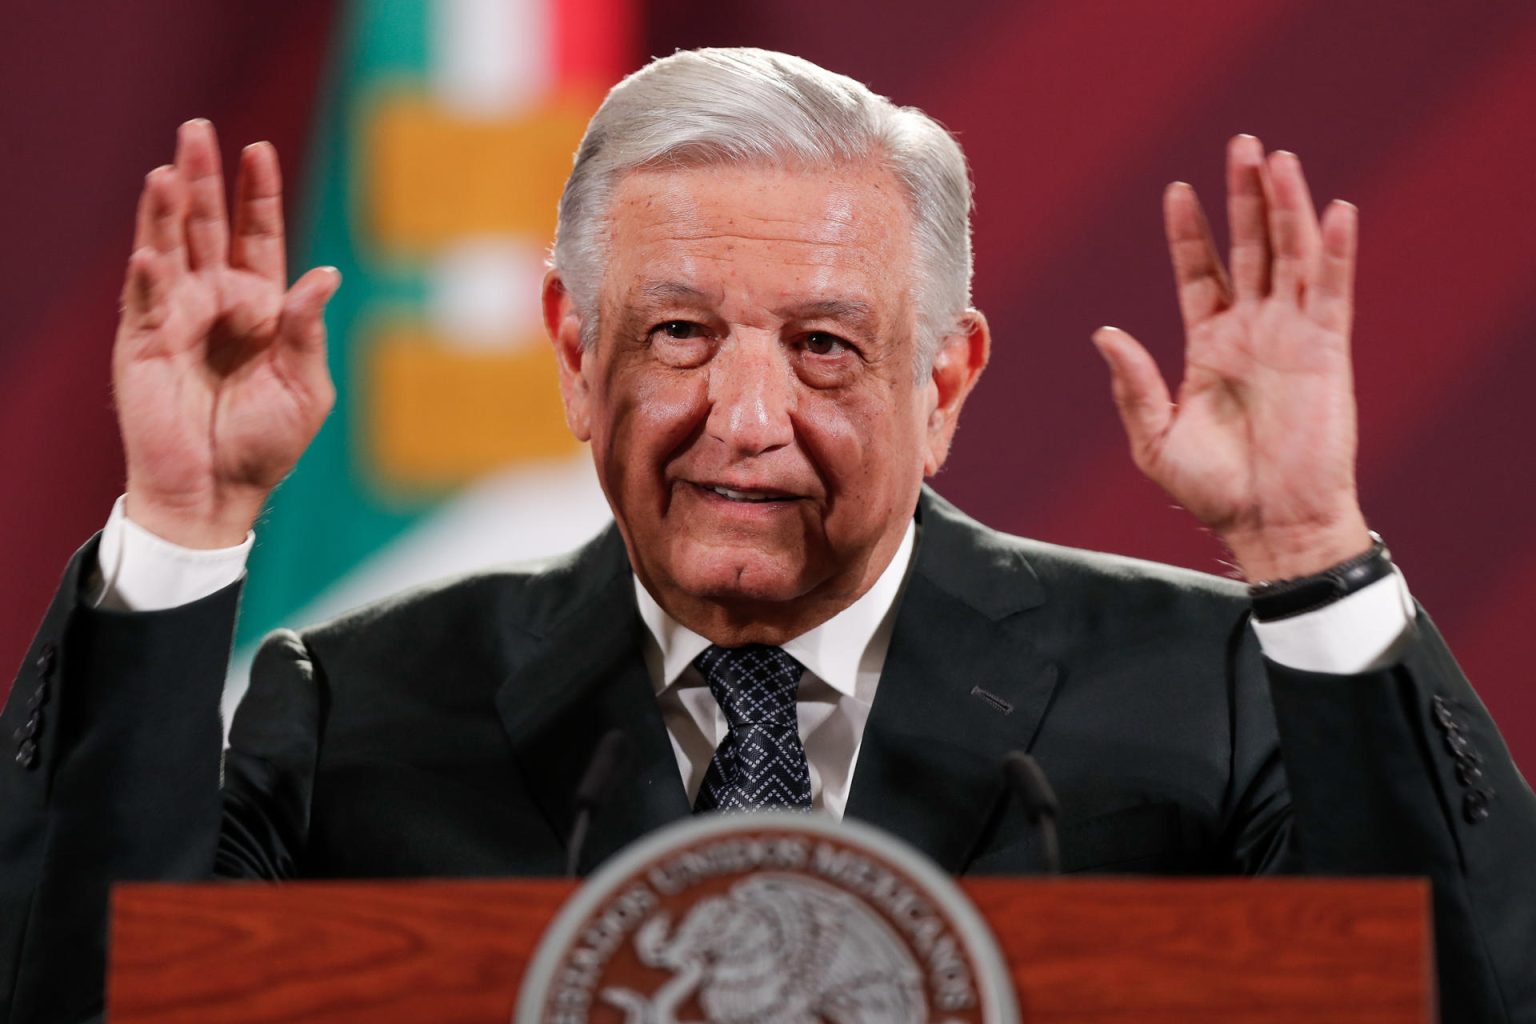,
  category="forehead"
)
[601,161,915,312]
